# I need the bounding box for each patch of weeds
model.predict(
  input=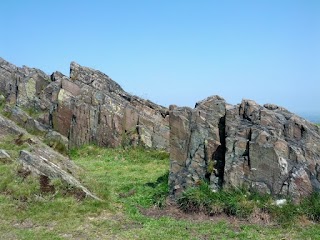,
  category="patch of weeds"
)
[177,182,215,213]
[146,171,169,208]
[177,182,304,226]
[69,144,103,159]
[0,163,39,201]
[0,134,31,159]
[148,150,169,160]
[267,200,300,227]
[21,106,42,119]
[301,192,320,222]
[44,139,68,155]
[223,190,255,218]
[121,127,138,147]
[0,95,5,112]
